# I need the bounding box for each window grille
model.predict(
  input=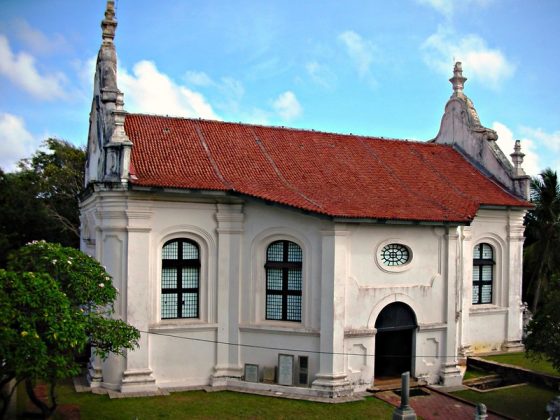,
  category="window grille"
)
[161,239,200,319]
[380,243,410,266]
[265,240,302,322]
[472,243,494,305]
